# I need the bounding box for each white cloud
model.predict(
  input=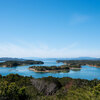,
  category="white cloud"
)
[0,42,99,58]
[69,14,89,25]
